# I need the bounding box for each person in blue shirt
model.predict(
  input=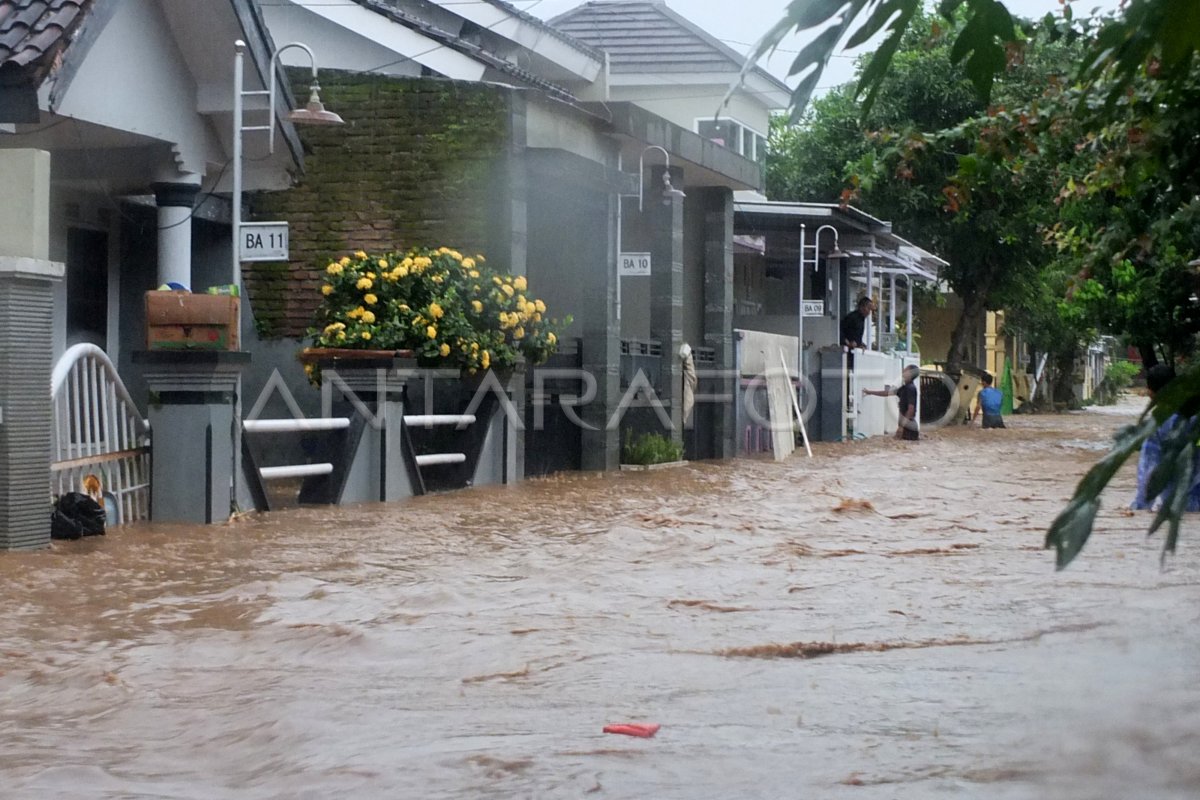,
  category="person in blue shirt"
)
[972,372,1005,429]
[1132,364,1200,512]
